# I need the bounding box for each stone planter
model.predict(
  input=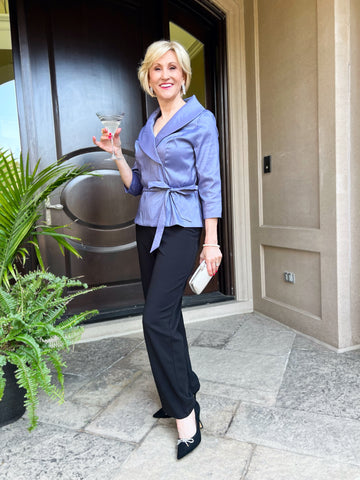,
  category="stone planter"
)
[0,362,26,427]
